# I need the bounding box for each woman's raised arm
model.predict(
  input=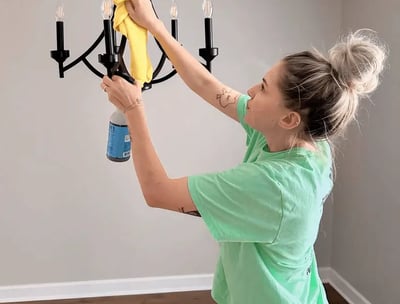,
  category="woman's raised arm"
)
[126,0,242,121]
